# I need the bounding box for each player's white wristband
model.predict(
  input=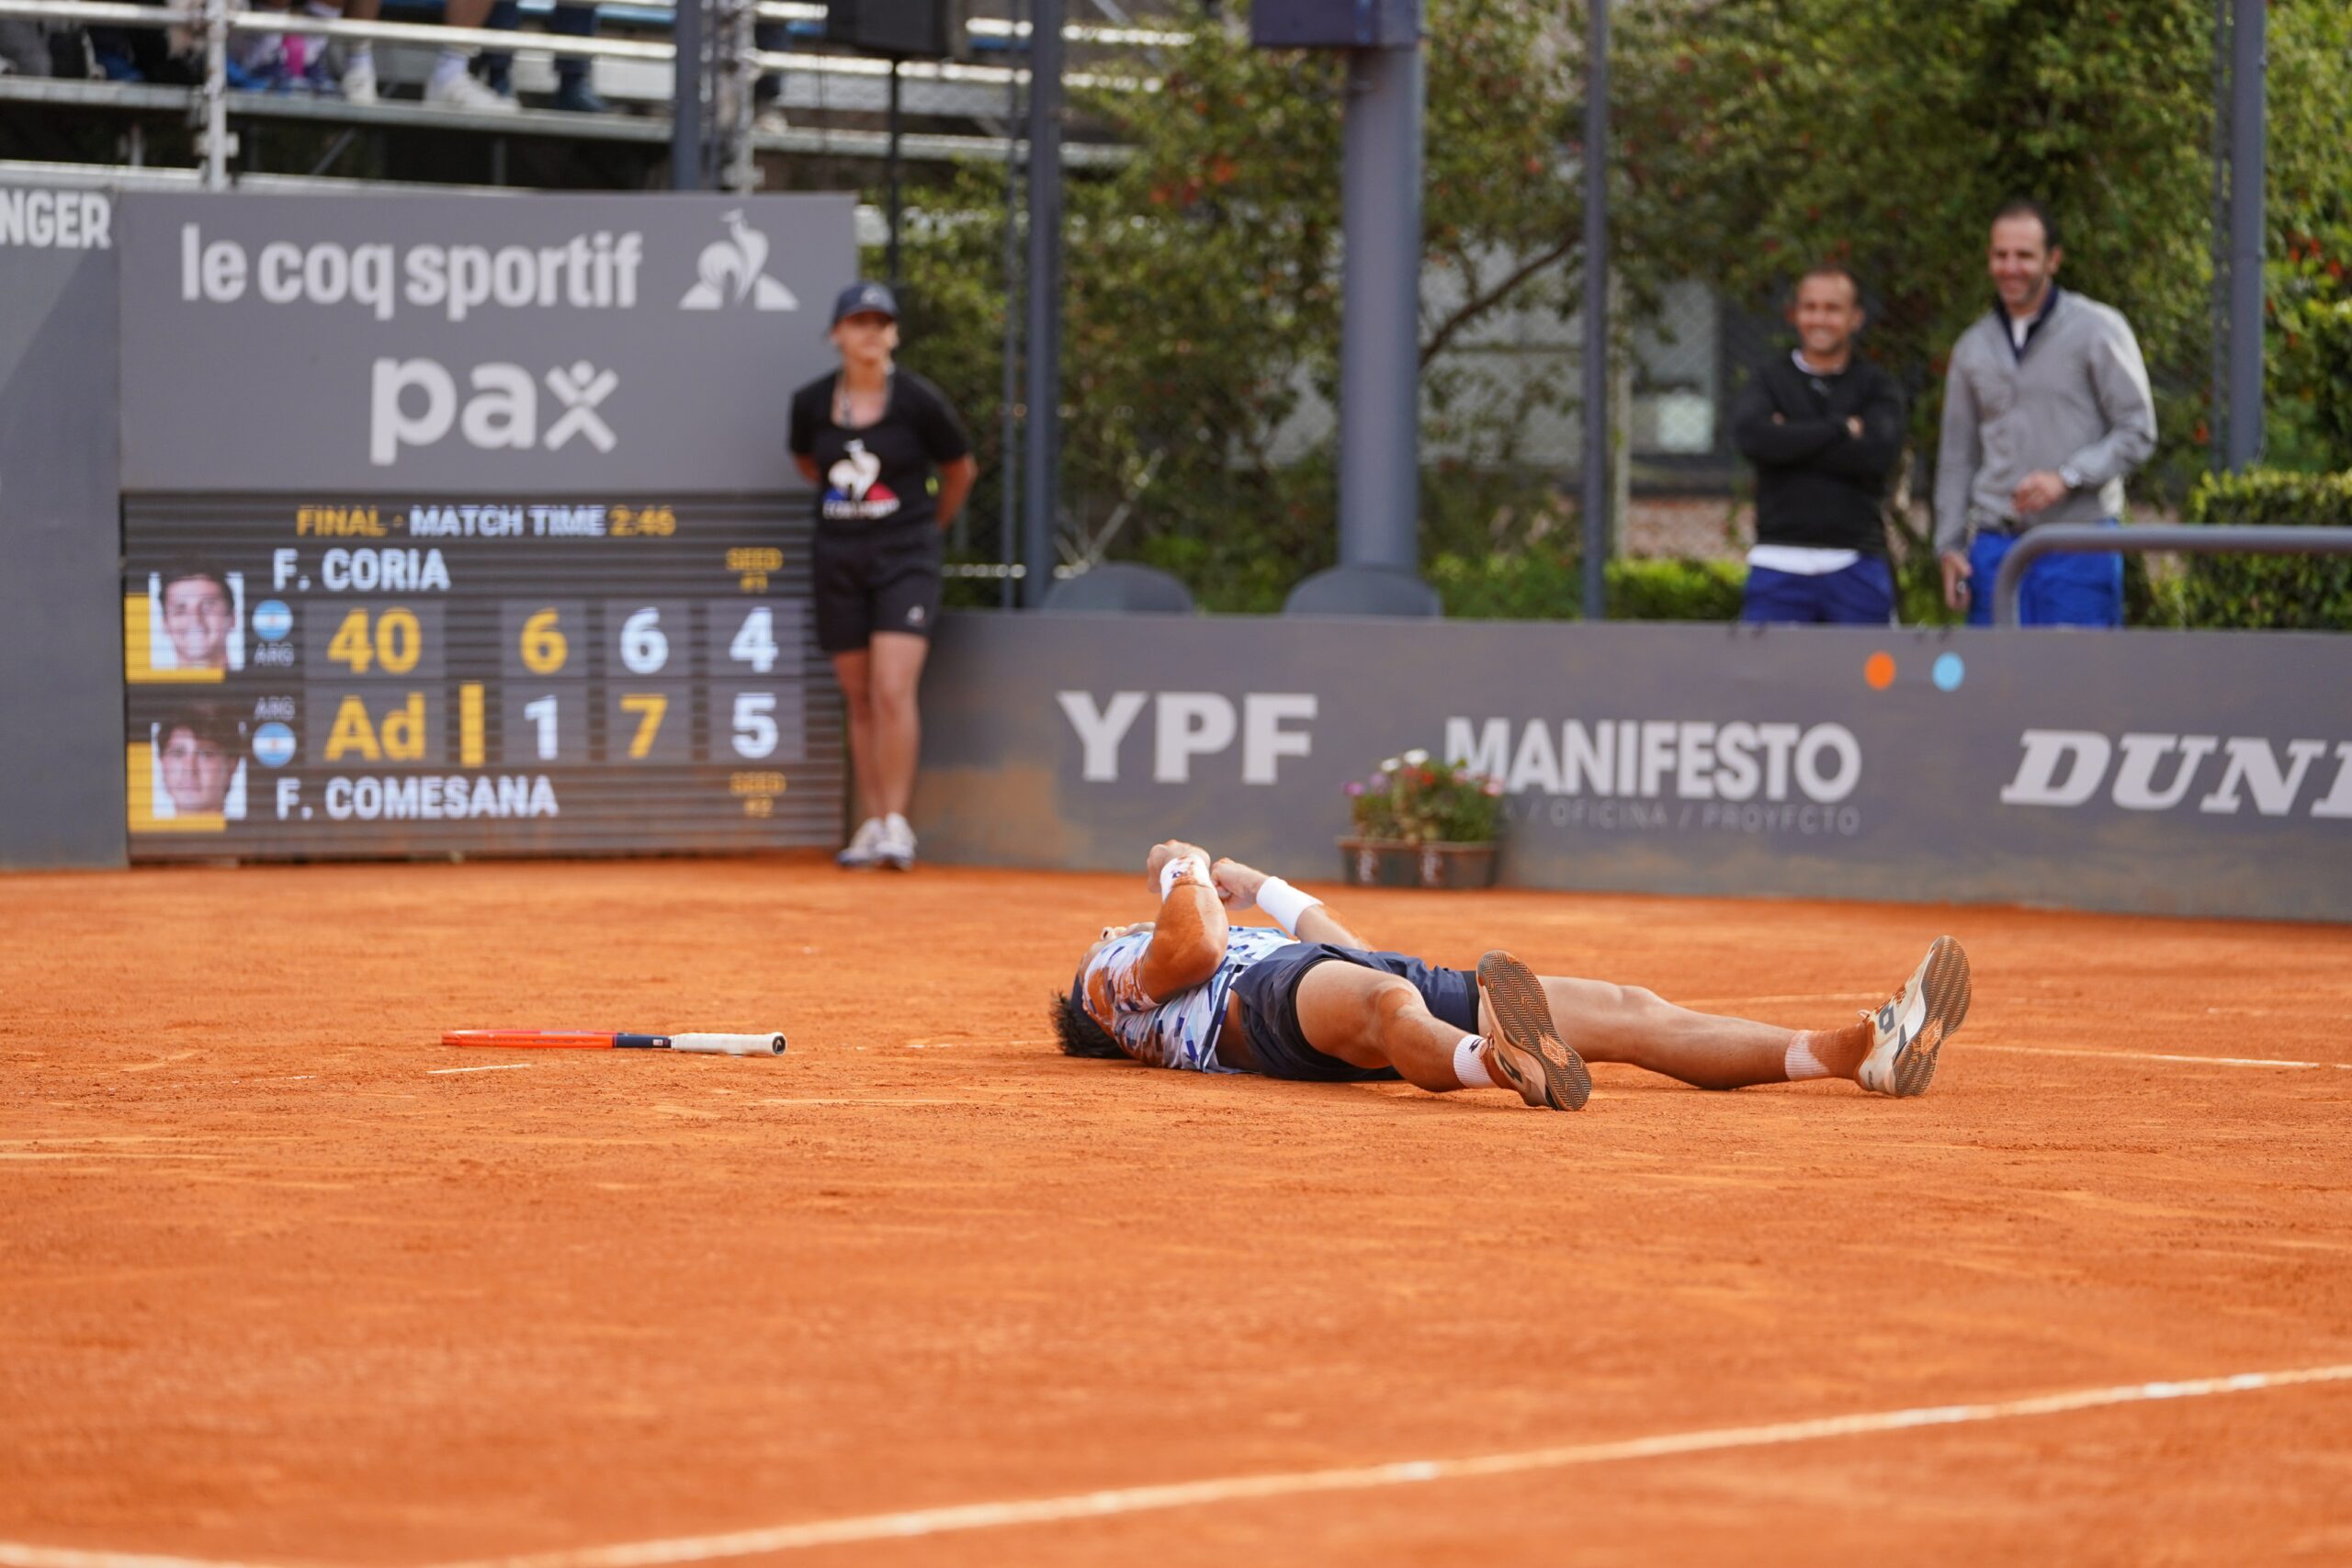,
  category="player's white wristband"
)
[1158,854,1211,899]
[1255,876,1321,938]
